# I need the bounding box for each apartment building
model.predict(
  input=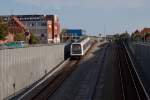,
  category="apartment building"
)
[1,15,60,43]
